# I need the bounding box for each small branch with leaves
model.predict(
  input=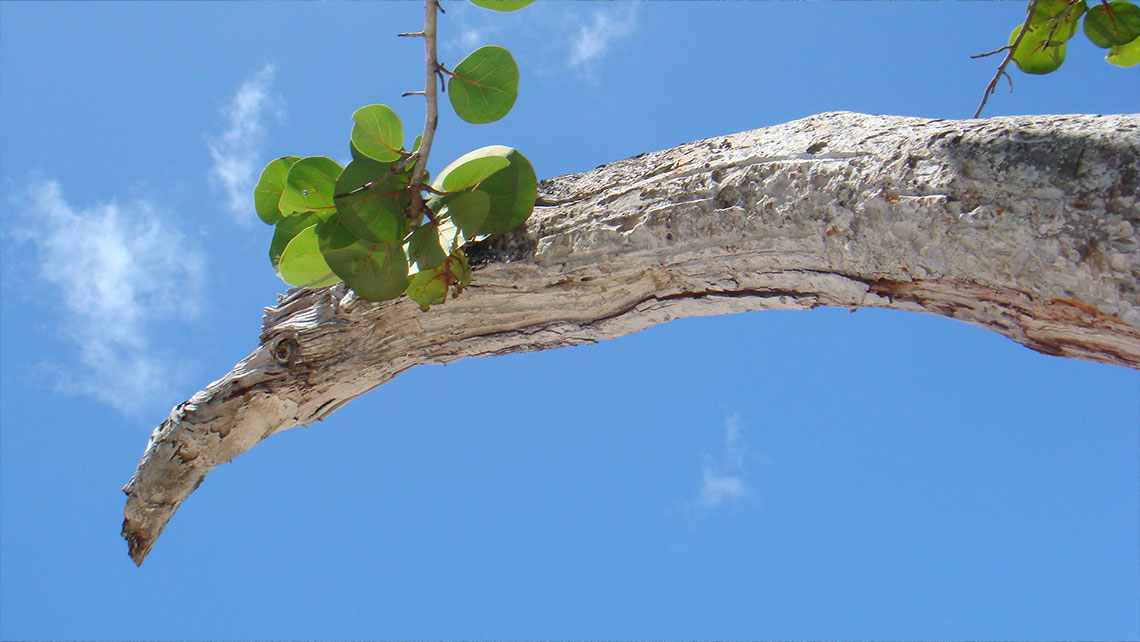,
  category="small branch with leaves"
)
[249,0,537,311]
[972,0,1140,118]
